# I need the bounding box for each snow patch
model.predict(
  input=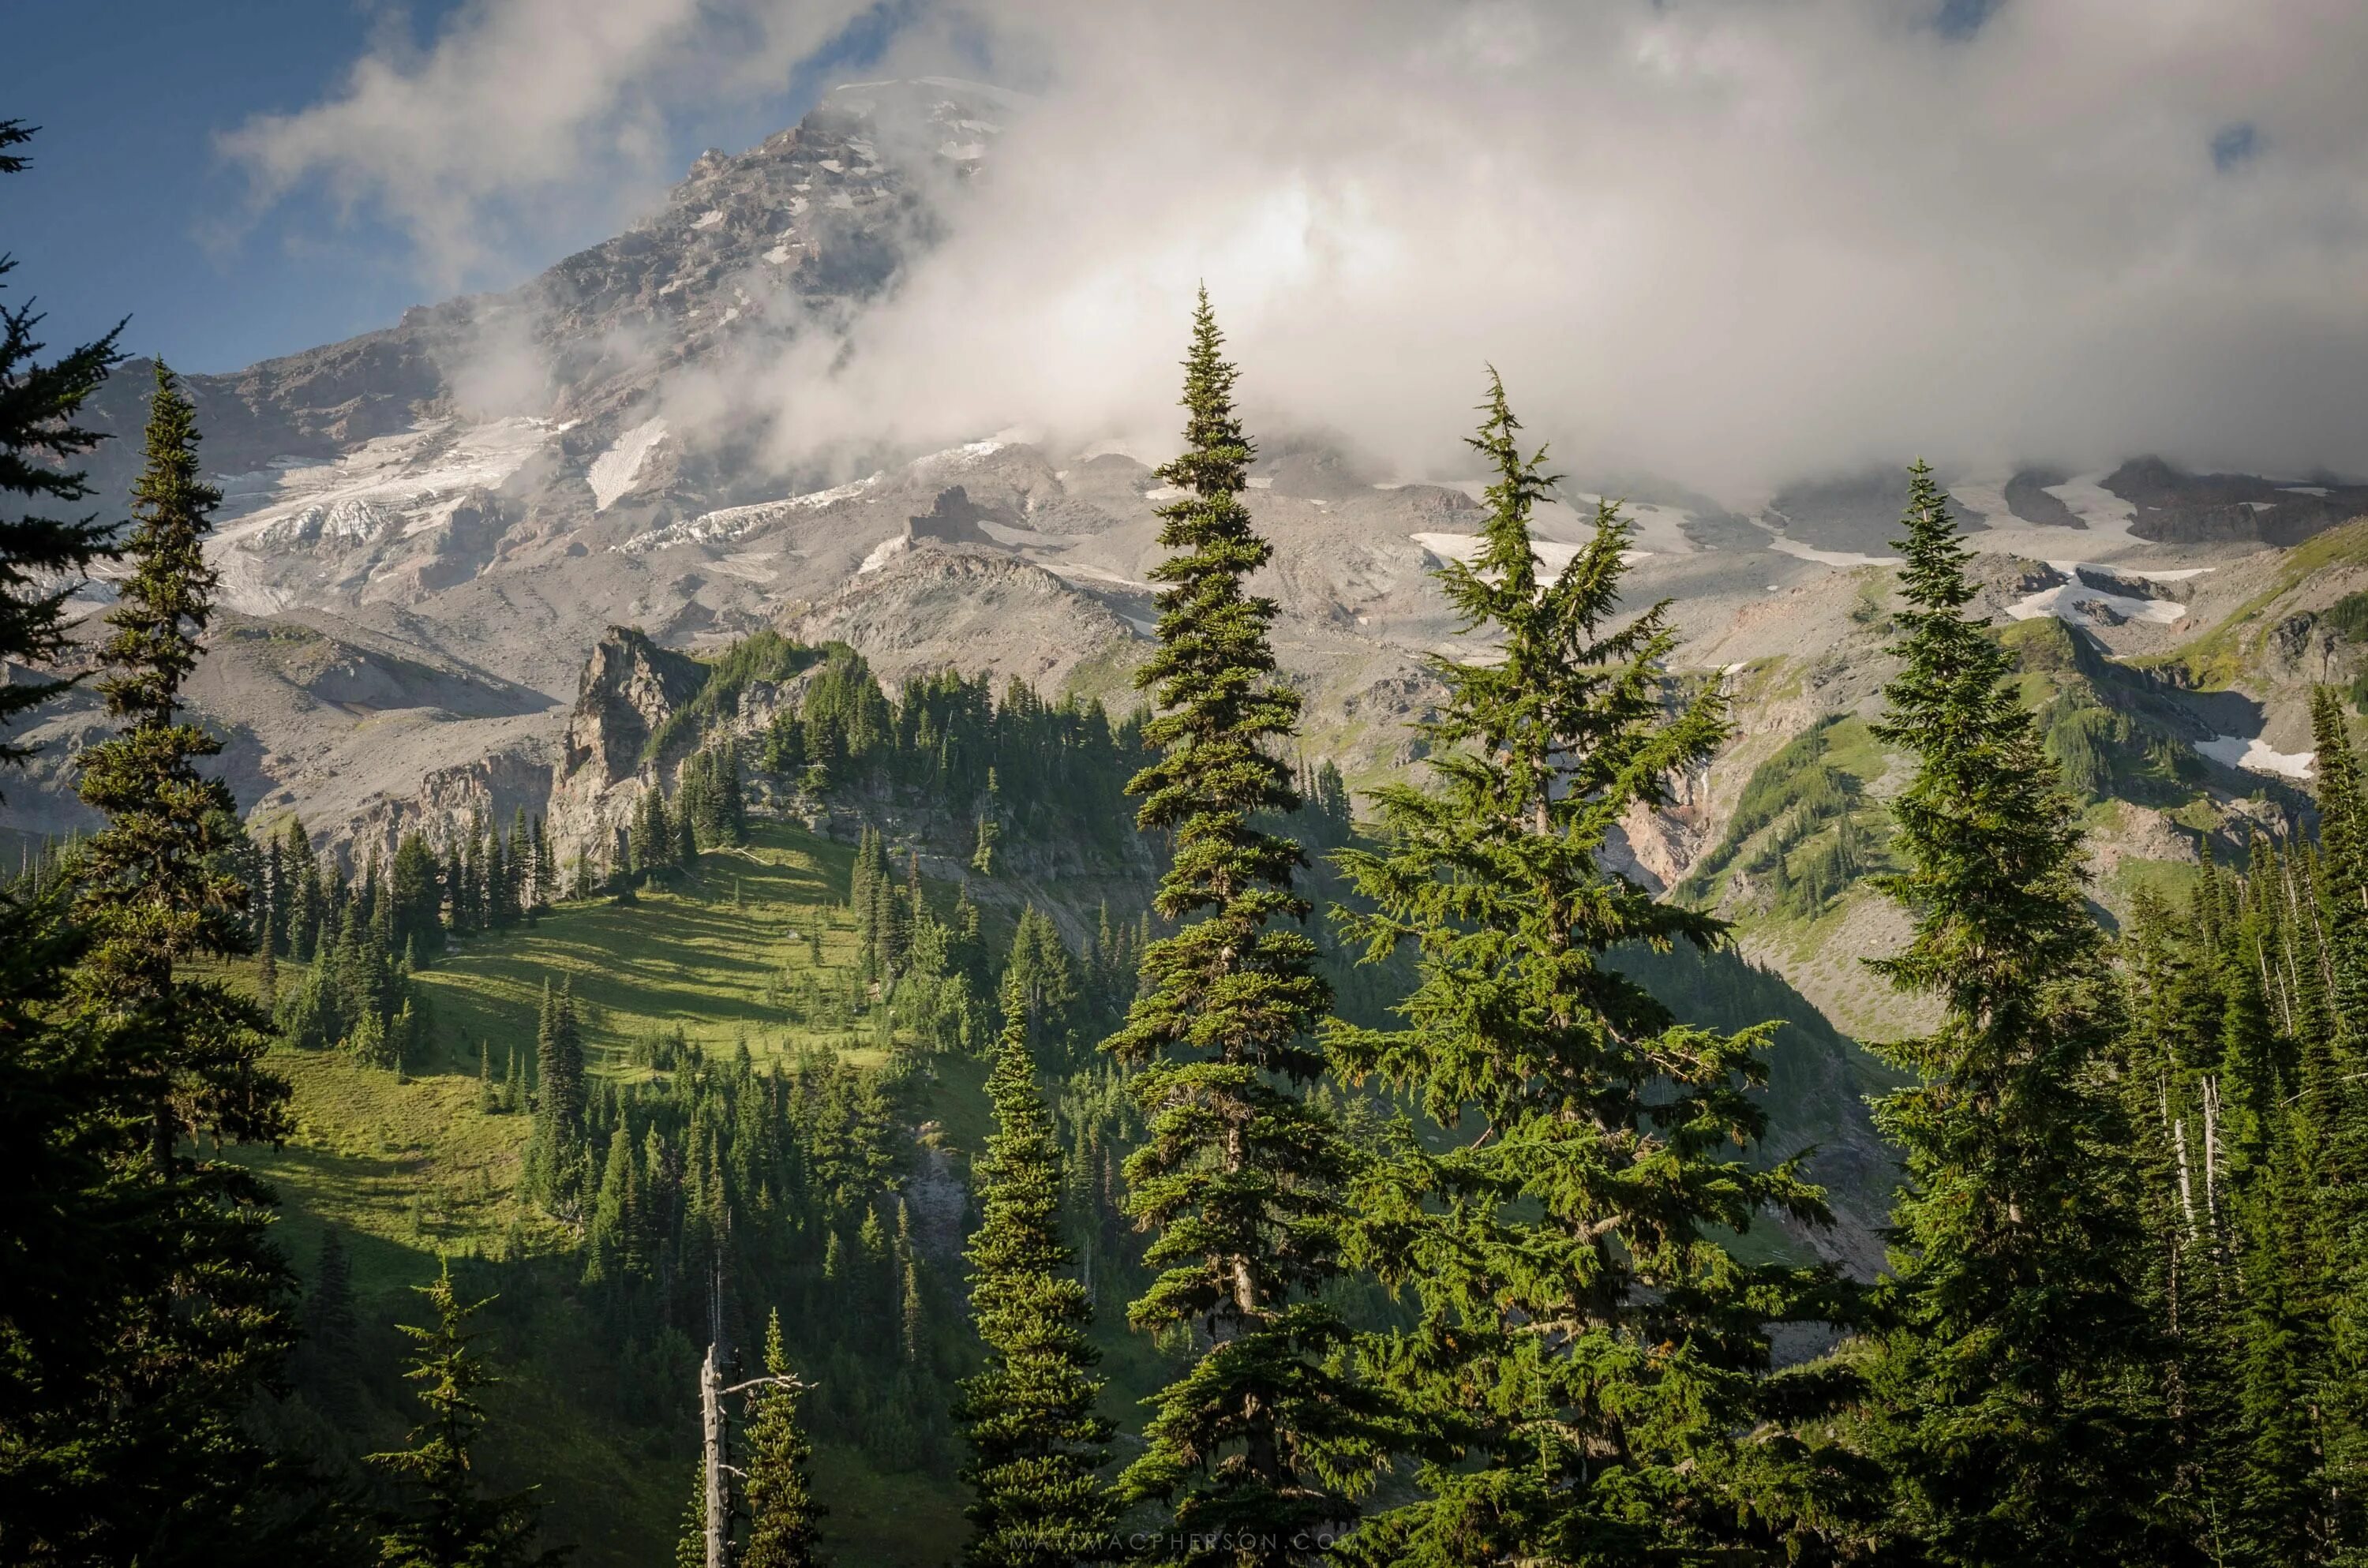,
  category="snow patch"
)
[763,243,796,266]
[691,208,725,230]
[2194,735,2315,780]
[939,141,986,161]
[2003,561,2198,627]
[587,417,668,511]
[614,470,898,556]
[2004,582,2186,627]
[1246,475,1274,489]
[1144,485,1188,503]
[218,416,557,559]
[1763,534,1890,569]
[2281,485,2331,497]
[857,533,909,574]
[2040,473,2139,539]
